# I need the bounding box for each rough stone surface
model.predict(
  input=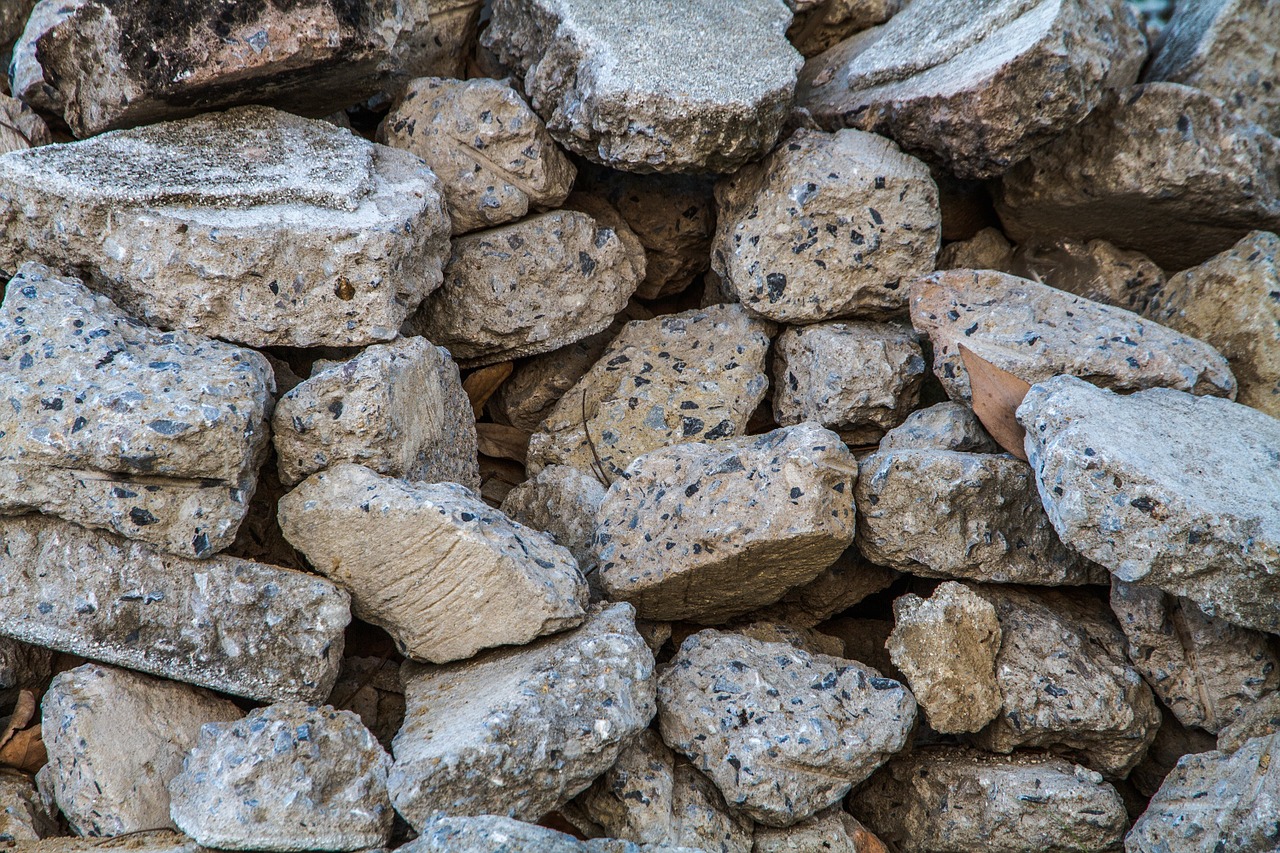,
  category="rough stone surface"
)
[1007,236,1166,314]
[571,730,753,853]
[787,0,900,57]
[0,263,274,558]
[1019,376,1280,634]
[169,702,393,853]
[751,807,880,853]
[1144,230,1280,418]
[936,226,1014,273]
[850,746,1129,853]
[796,0,1146,179]
[856,446,1103,585]
[0,514,349,703]
[8,0,83,115]
[500,464,607,578]
[404,209,644,367]
[0,768,43,844]
[911,269,1236,404]
[272,336,478,490]
[528,305,772,479]
[969,585,1161,778]
[1144,0,1280,135]
[388,603,656,827]
[0,635,52,707]
[876,401,999,453]
[410,0,483,79]
[1126,734,1280,853]
[712,129,939,323]
[0,106,451,348]
[773,321,925,444]
[404,814,702,853]
[26,0,434,137]
[657,629,915,826]
[279,463,587,664]
[596,424,859,623]
[886,582,1002,734]
[731,620,845,659]
[327,656,404,750]
[1218,693,1280,755]
[483,0,802,173]
[0,0,35,50]
[744,546,897,628]
[1111,580,1279,735]
[996,83,1280,270]
[0,92,51,155]
[42,663,241,837]
[1130,707,1219,799]
[22,831,211,852]
[379,76,576,235]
